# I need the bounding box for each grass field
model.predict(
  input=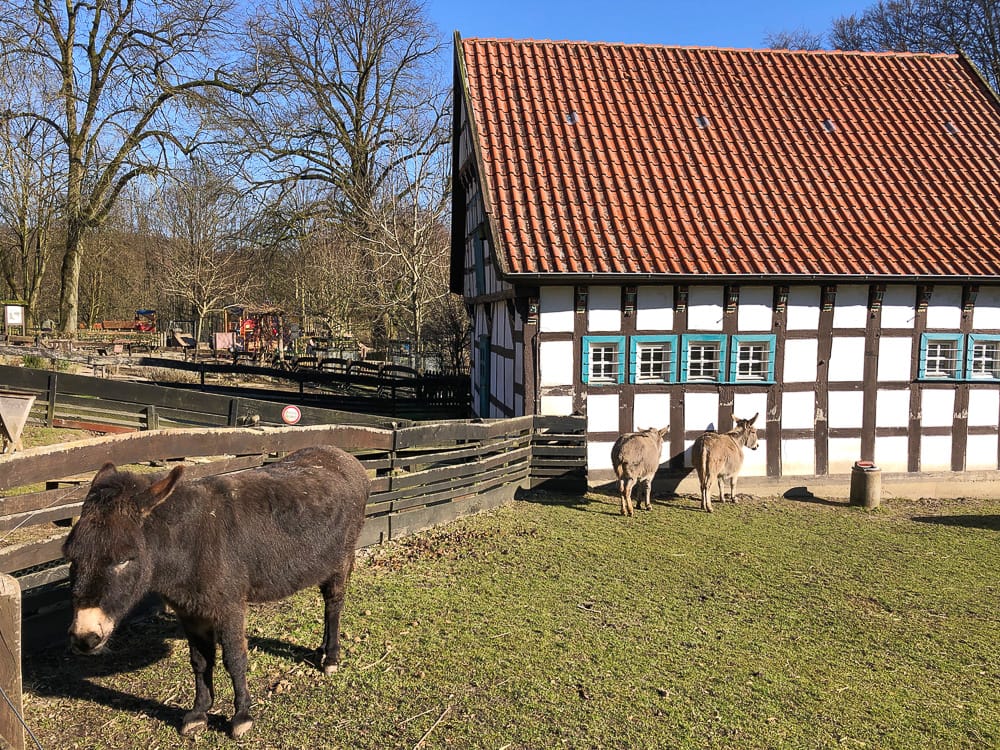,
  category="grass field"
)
[19,490,1000,749]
